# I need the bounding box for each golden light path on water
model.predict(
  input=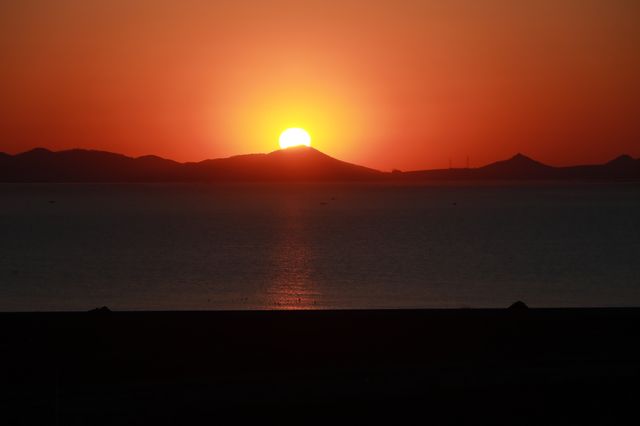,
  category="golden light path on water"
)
[267,196,320,310]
